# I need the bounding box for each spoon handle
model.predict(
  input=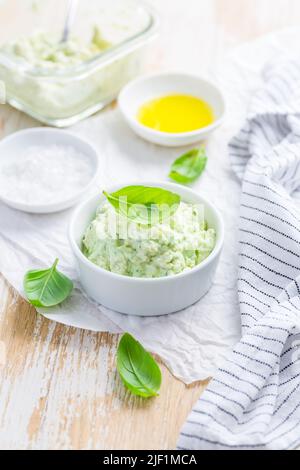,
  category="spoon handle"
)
[61,0,79,43]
